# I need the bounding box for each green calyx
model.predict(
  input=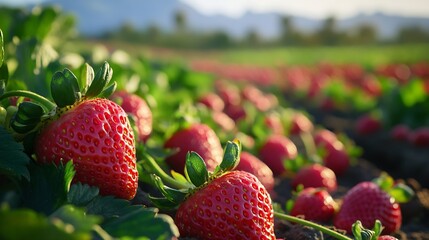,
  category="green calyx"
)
[0,62,116,138]
[144,140,241,210]
[352,220,383,240]
[372,172,414,203]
